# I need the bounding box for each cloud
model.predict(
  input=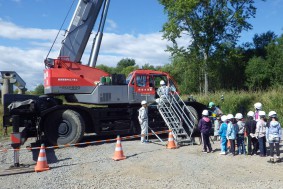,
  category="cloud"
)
[0,19,184,91]
[106,19,118,31]
[0,19,58,40]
